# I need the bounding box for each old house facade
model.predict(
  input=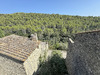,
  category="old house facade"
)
[0,34,48,75]
[66,30,100,75]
